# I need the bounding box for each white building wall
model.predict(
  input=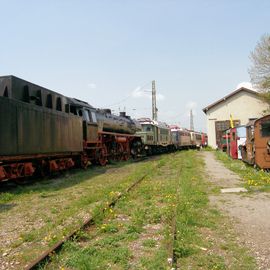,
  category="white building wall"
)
[205,91,269,148]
